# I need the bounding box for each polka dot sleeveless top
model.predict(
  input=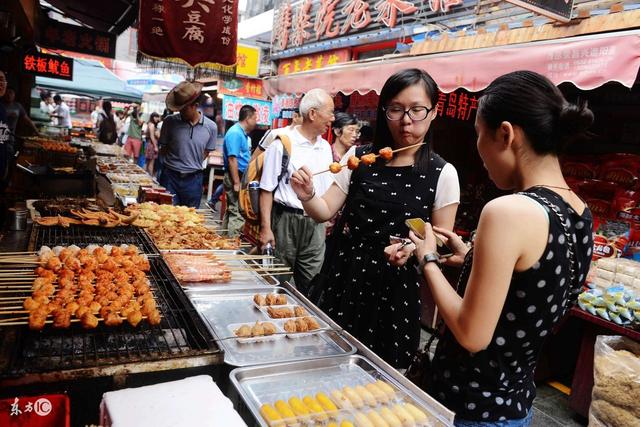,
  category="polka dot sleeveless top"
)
[426,187,593,422]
